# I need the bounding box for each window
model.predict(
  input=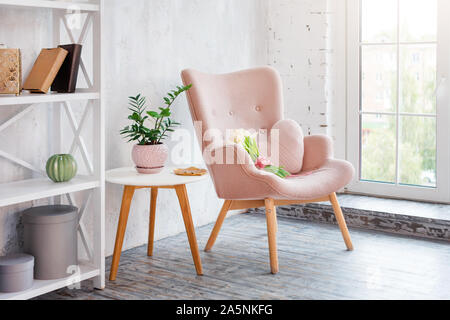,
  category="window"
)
[346,0,450,202]
[412,53,420,64]
[375,73,382,81]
